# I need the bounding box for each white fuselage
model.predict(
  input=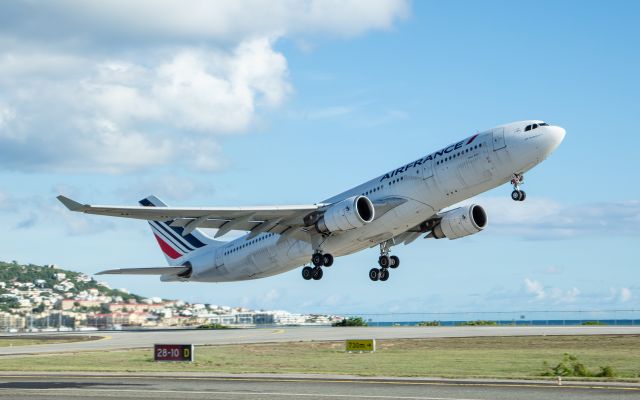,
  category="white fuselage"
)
[176,120,565,282]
